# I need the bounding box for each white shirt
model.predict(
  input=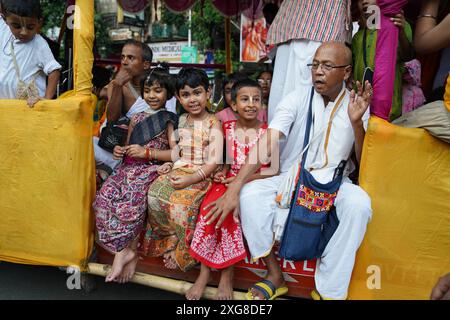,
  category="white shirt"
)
[0,17,61,99]
[164,96,177,114]
[100,96,177,132]
[269,84,369,184]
